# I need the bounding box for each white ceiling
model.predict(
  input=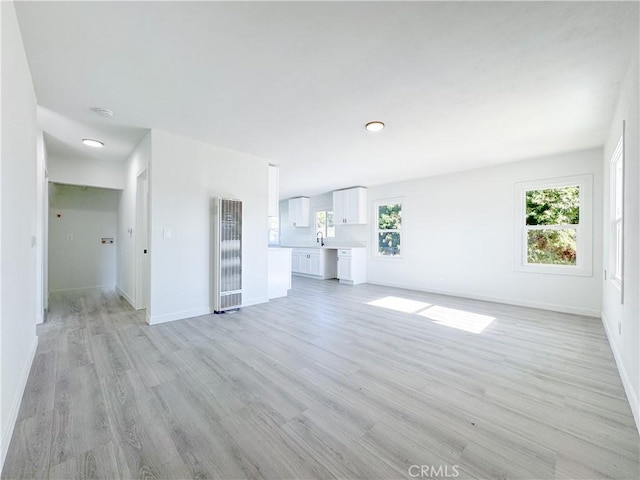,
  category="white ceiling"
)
[15,1,639,198]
